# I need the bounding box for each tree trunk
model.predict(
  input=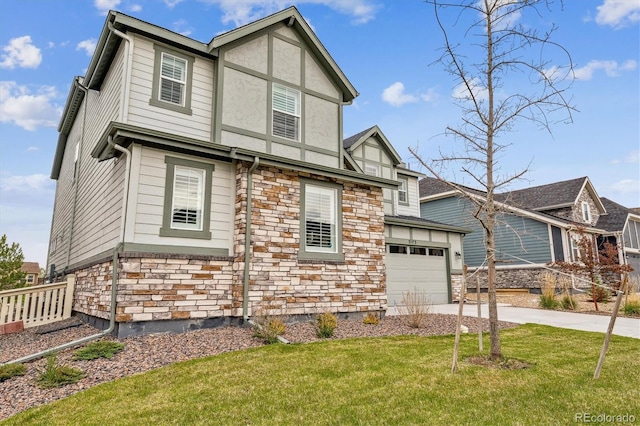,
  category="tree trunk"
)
[486,219,502,360]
